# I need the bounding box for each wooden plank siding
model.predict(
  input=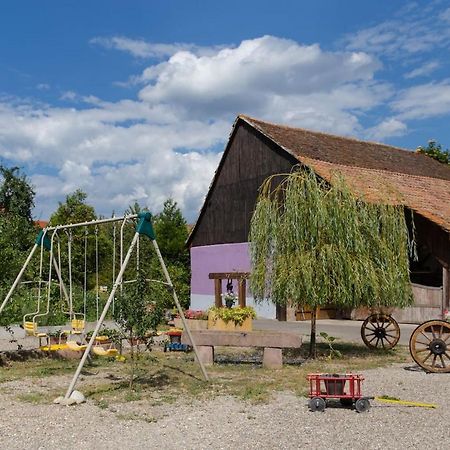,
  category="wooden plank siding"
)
[414,214,450,269]
[190,121,297,247]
